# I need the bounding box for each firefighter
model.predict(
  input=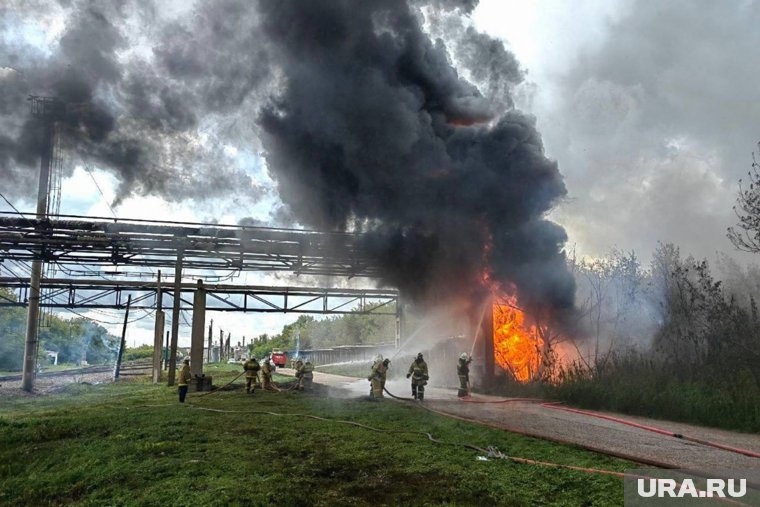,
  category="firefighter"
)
[380,358,390,393]
[406,353,428,400]
[178,358,192,403]
[302,360,315,389]
[260,357,279,391]
[243,356,260,394]
[367,354,388,399]
[294,359,305,390]
[457,352,472,398]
